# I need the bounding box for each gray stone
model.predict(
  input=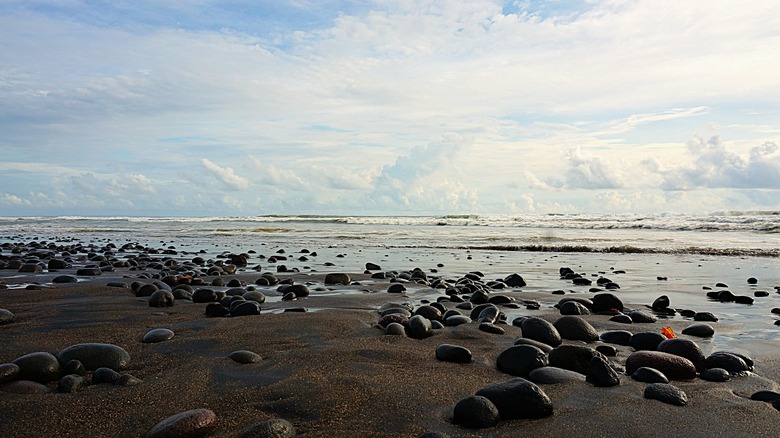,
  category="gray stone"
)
[644,383,688,406]
[548,345,603,375]
[700,367,731,382]
[0,363,20,384]
[12,351,61,383]
[452,395,500,429]
[703,352,750,374]
[0,308,14,325]
[407,315,433,339]
[58,343,131,371]
[324,273,351,285]
[147,409,218,438]
[92,367,121,384]
[496,345,548,377]
[681,323,715,338]
[528,366,586,384]
[238,418,297,438]
[586,355,620,387]
[435,344,472,363]
[631,367,669,384]
[142,328,175,343]
[520,317,562,347]
[657,338,705,371]
[58,374,86,393]
[148,290,175,307]
[475,377,554,420]
[553,316,599,342]
[229,350,262,364]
